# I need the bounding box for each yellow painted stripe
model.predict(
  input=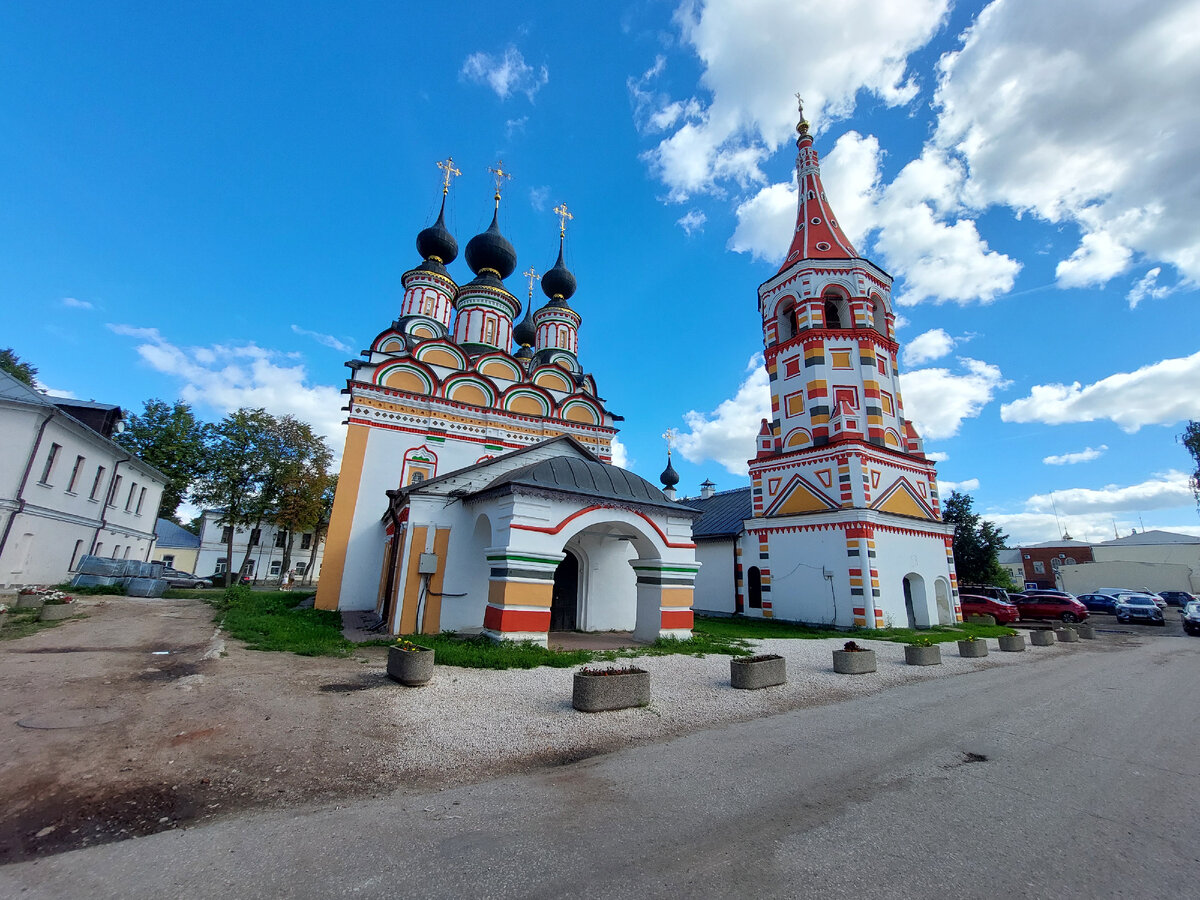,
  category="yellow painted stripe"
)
[315,424,369,610]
